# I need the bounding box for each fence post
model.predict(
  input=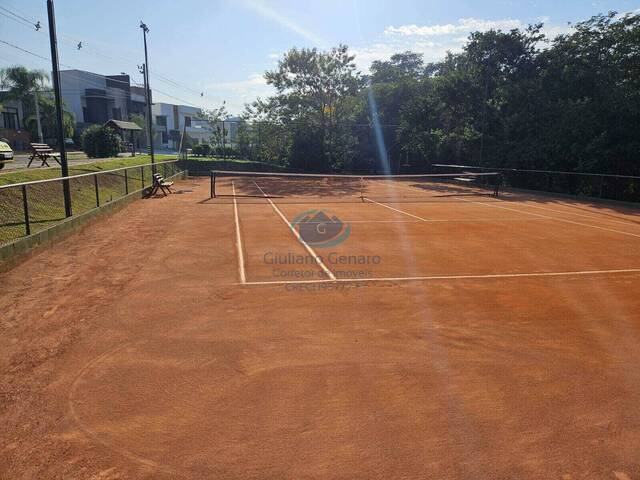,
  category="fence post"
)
[141,166,145,190]
[94,174,100,207]
[163,162,167,178]
[22,185,31,236]
[124,169,129,195]
[599,175,605,198]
